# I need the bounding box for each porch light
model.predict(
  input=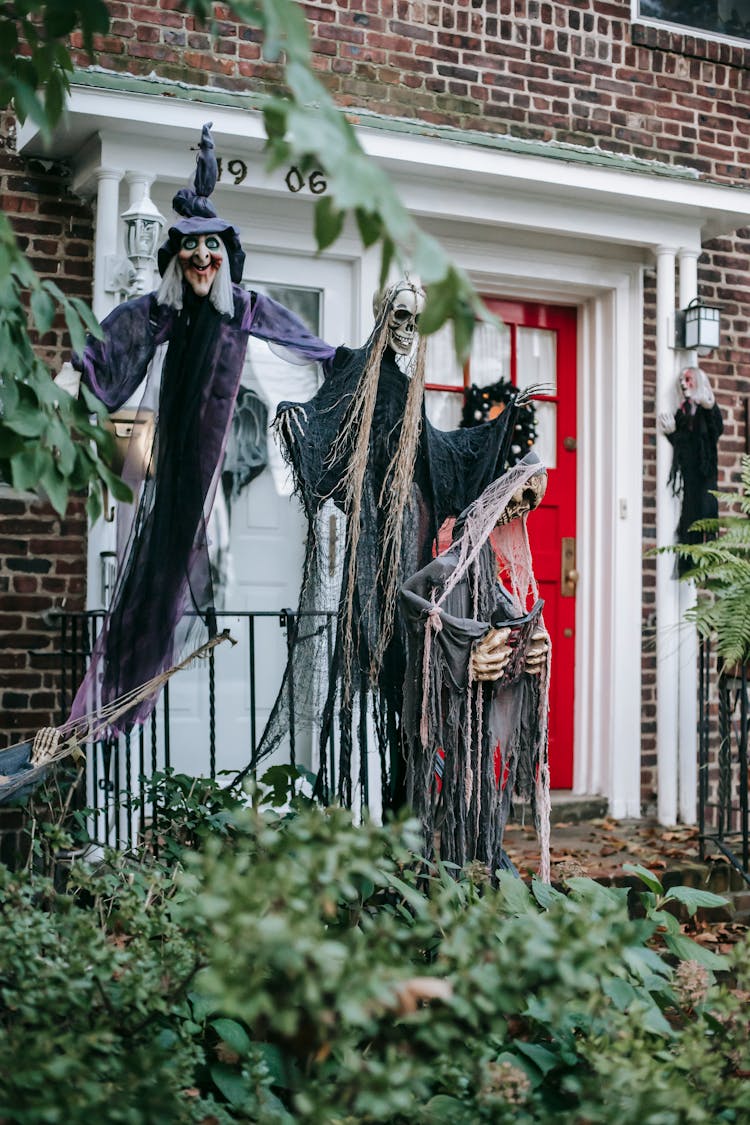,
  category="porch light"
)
[121,189,165,295]
[675,297,721,353]
[105,184,165,298]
